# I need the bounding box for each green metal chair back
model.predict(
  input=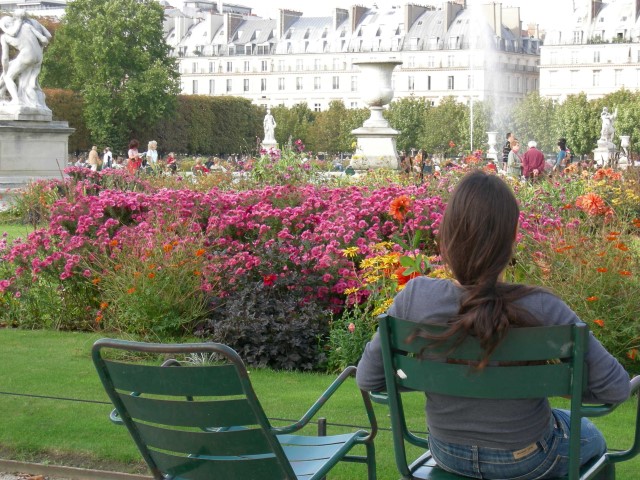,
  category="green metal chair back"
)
[92,339,298,480]
[377,314,591,480]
